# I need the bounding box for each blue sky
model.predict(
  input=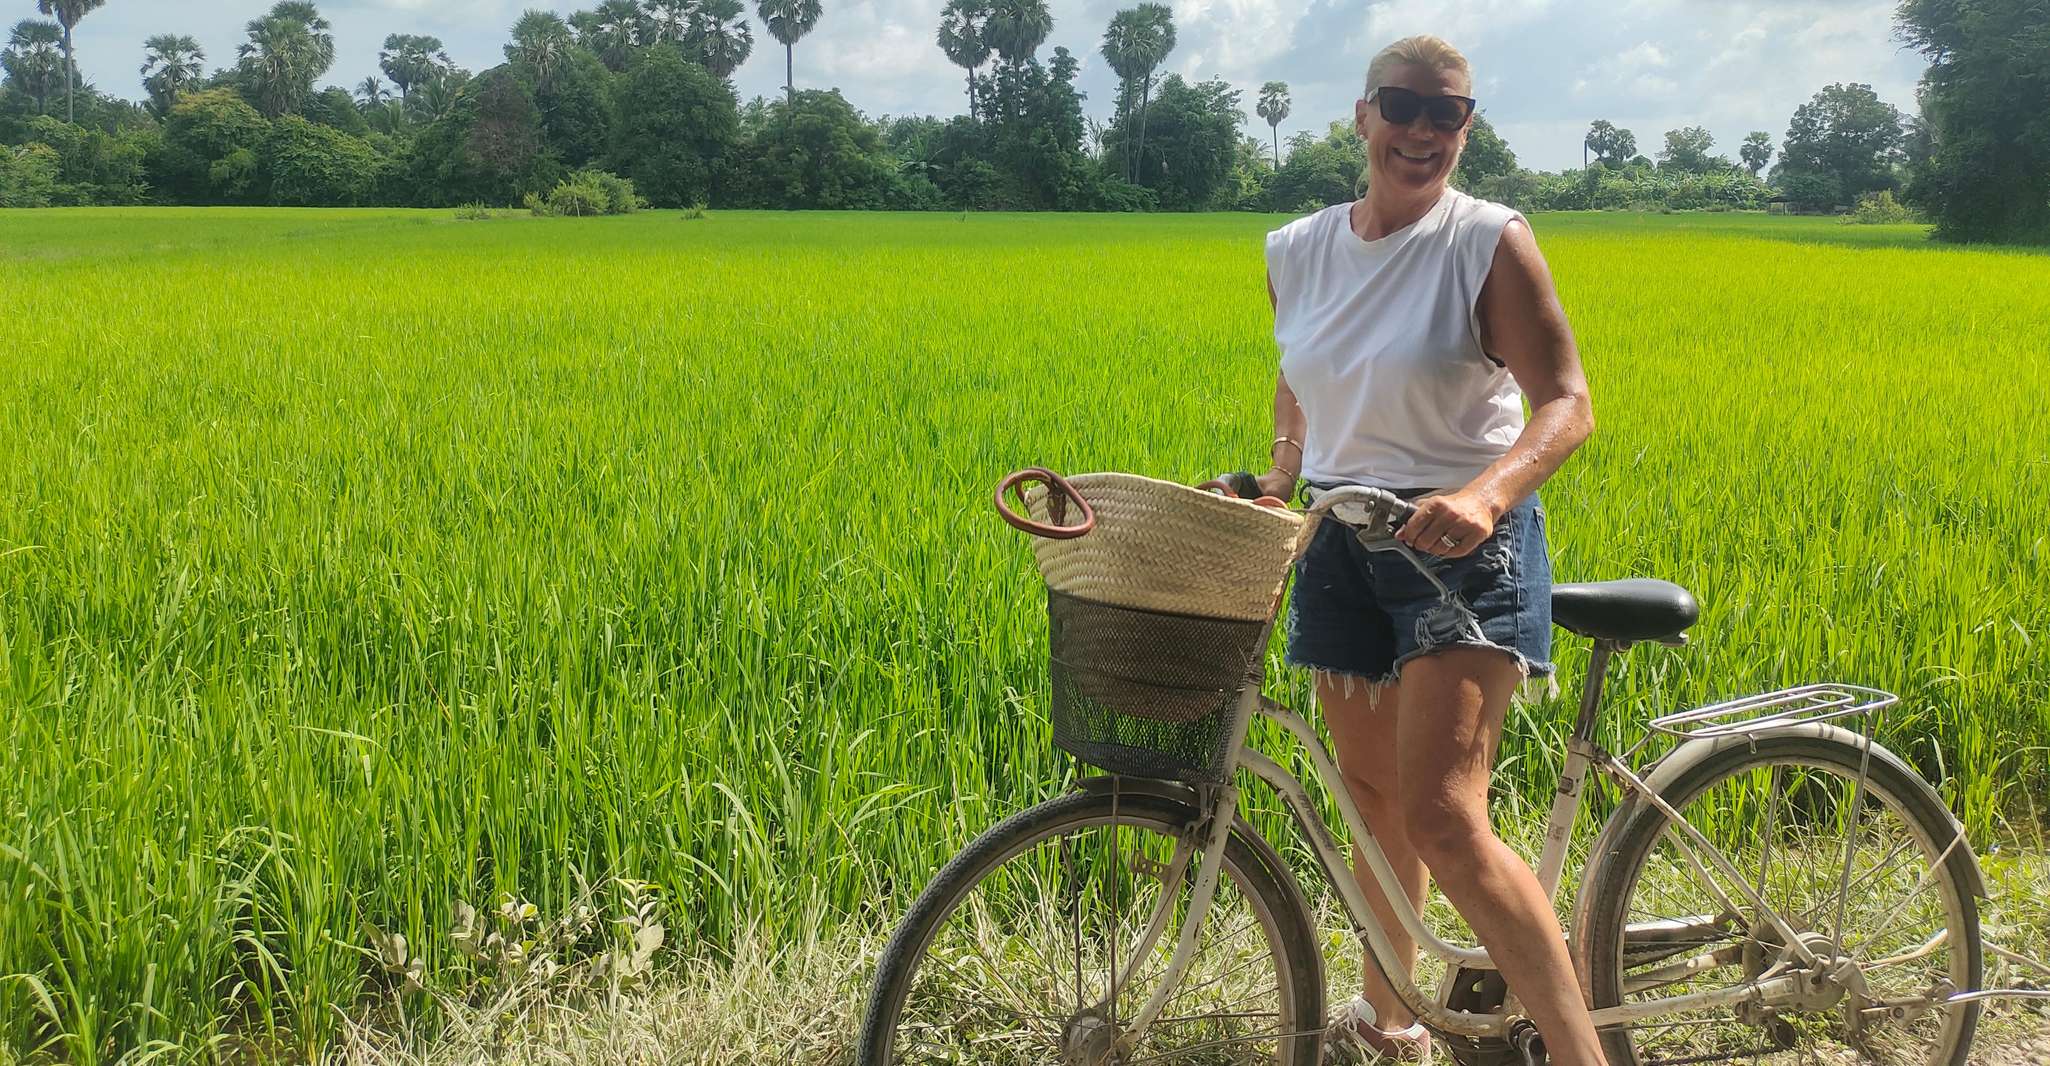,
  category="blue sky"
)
[54,0,1927,172]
